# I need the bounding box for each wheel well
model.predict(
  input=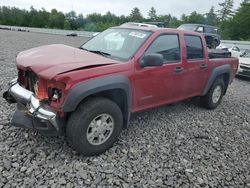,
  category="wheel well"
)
[78,89,129,128]
[221,73,230,94]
